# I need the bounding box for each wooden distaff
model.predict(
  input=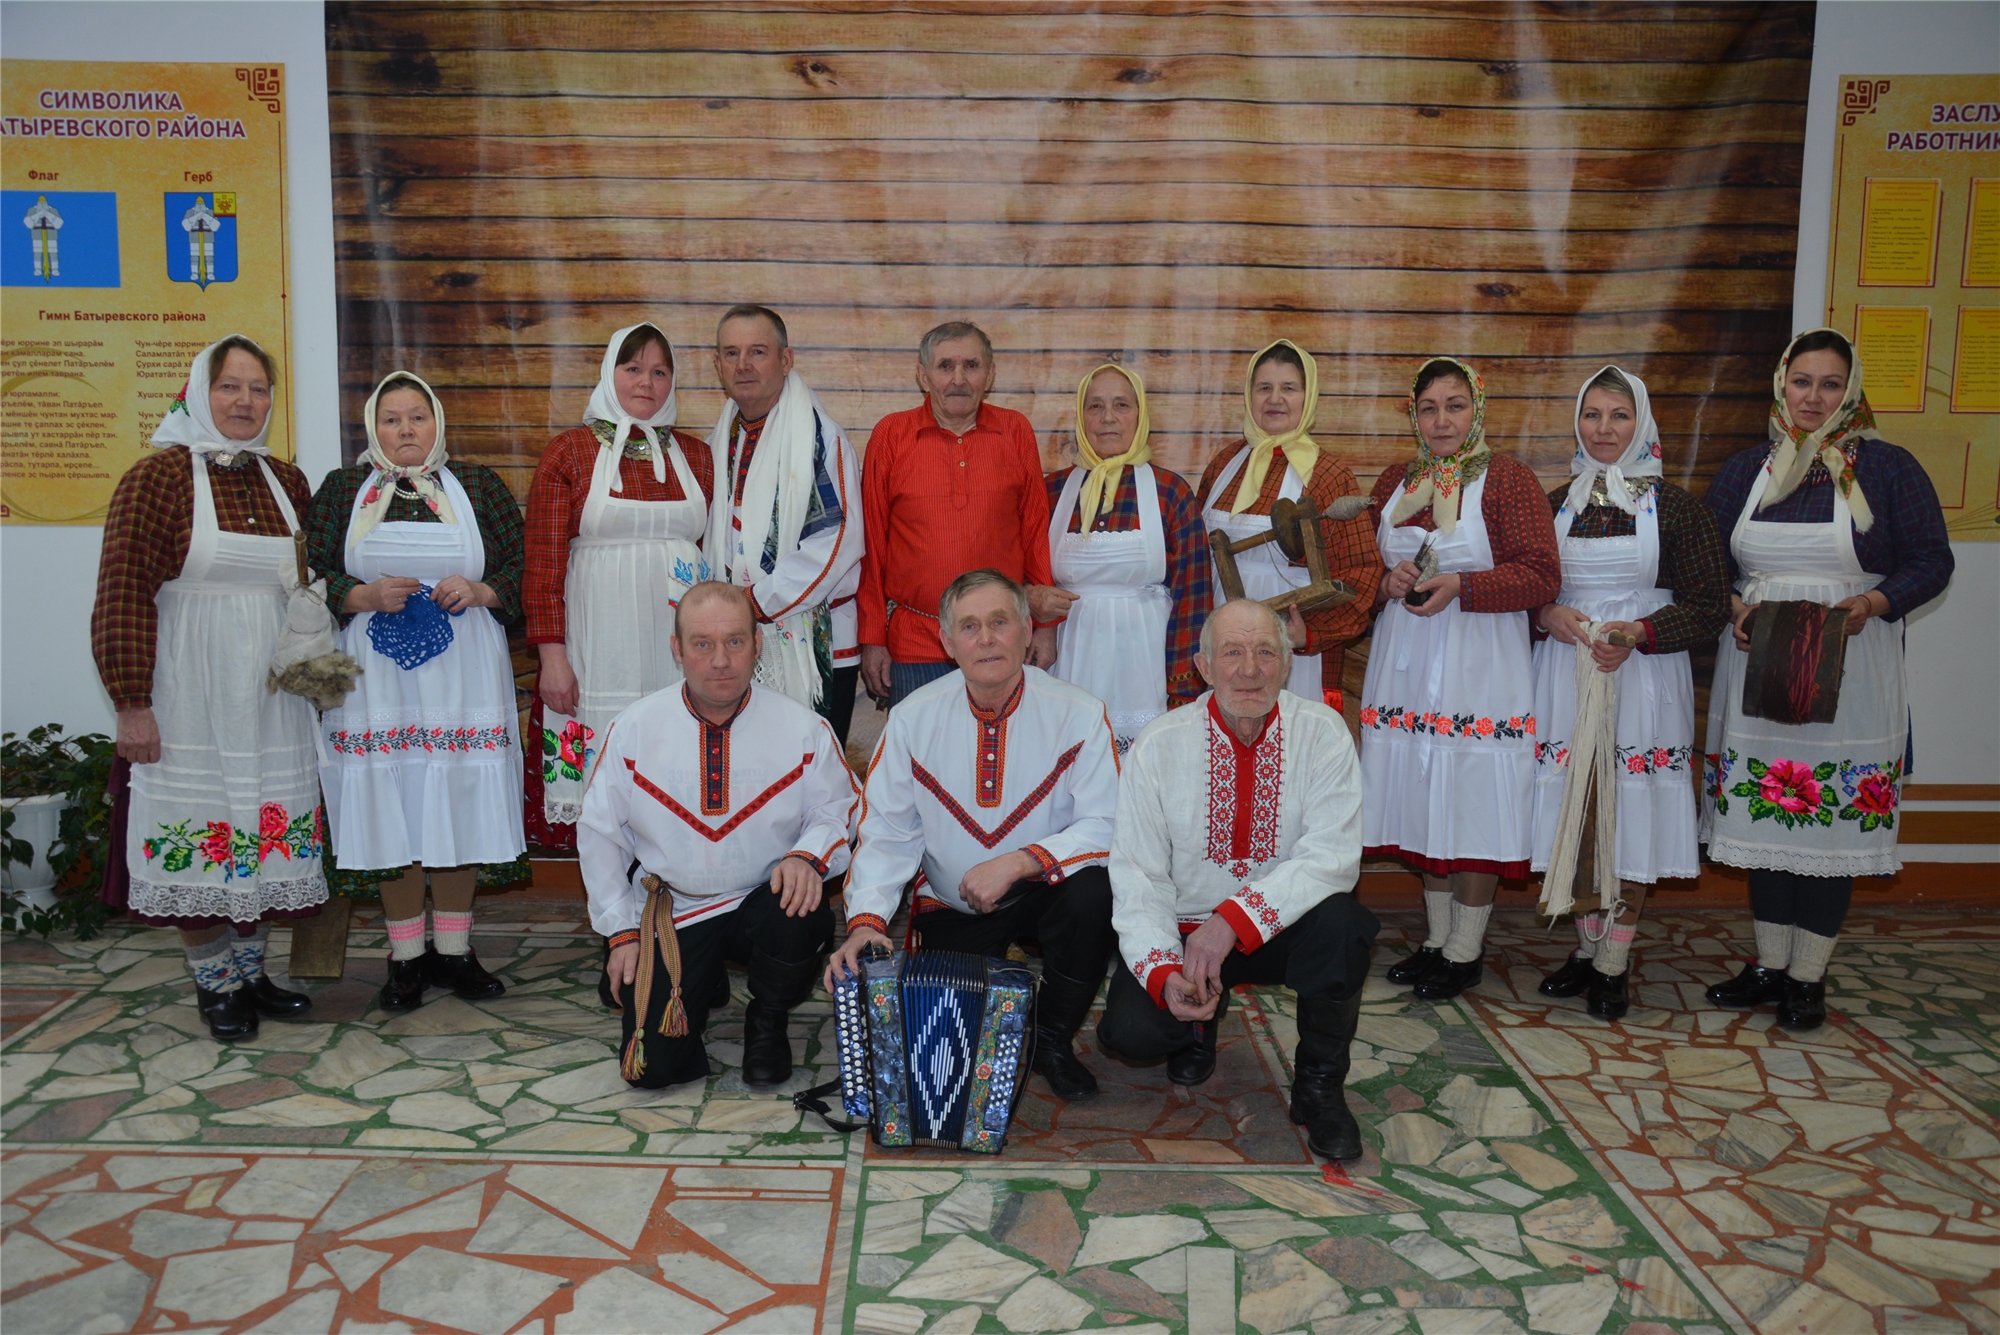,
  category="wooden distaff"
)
[1208,494,1361,614]
[293,530,311,585]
